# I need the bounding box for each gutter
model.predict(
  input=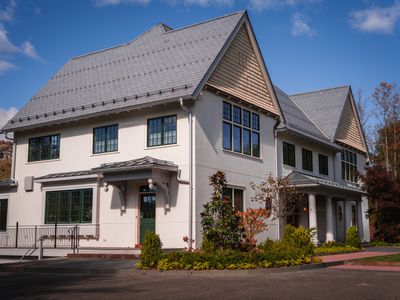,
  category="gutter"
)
[179,97,193,249]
